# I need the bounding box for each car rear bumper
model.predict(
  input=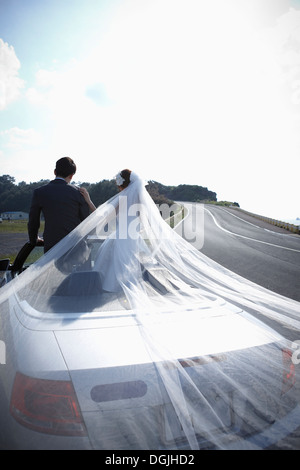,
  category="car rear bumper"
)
[79,402,300,450]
